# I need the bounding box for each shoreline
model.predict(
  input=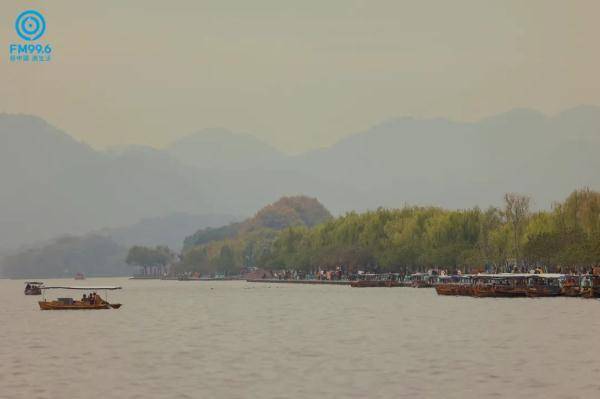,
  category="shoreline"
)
[246,278,351,285]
